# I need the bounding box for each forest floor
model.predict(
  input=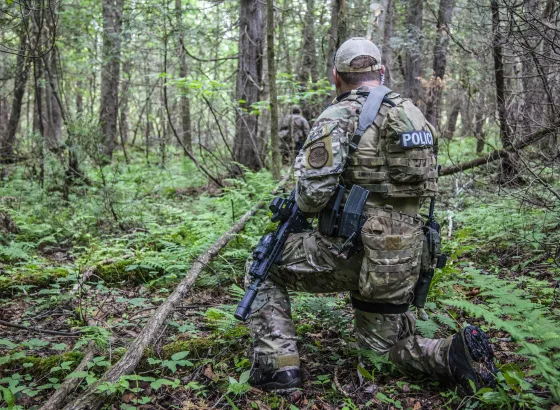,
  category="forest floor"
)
[1,142,559,409]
